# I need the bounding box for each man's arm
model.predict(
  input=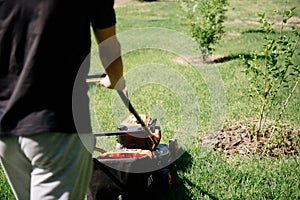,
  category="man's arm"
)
[93,25,125,90]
